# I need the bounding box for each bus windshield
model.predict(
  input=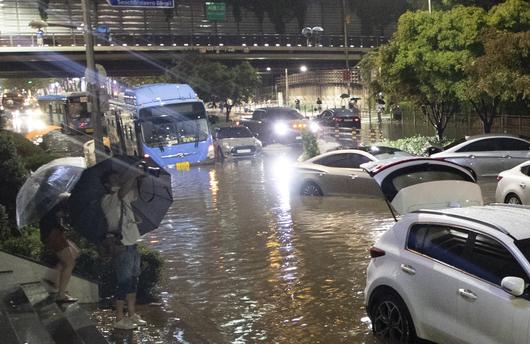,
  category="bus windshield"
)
[67,96,90,120]
[139,102,209,147]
